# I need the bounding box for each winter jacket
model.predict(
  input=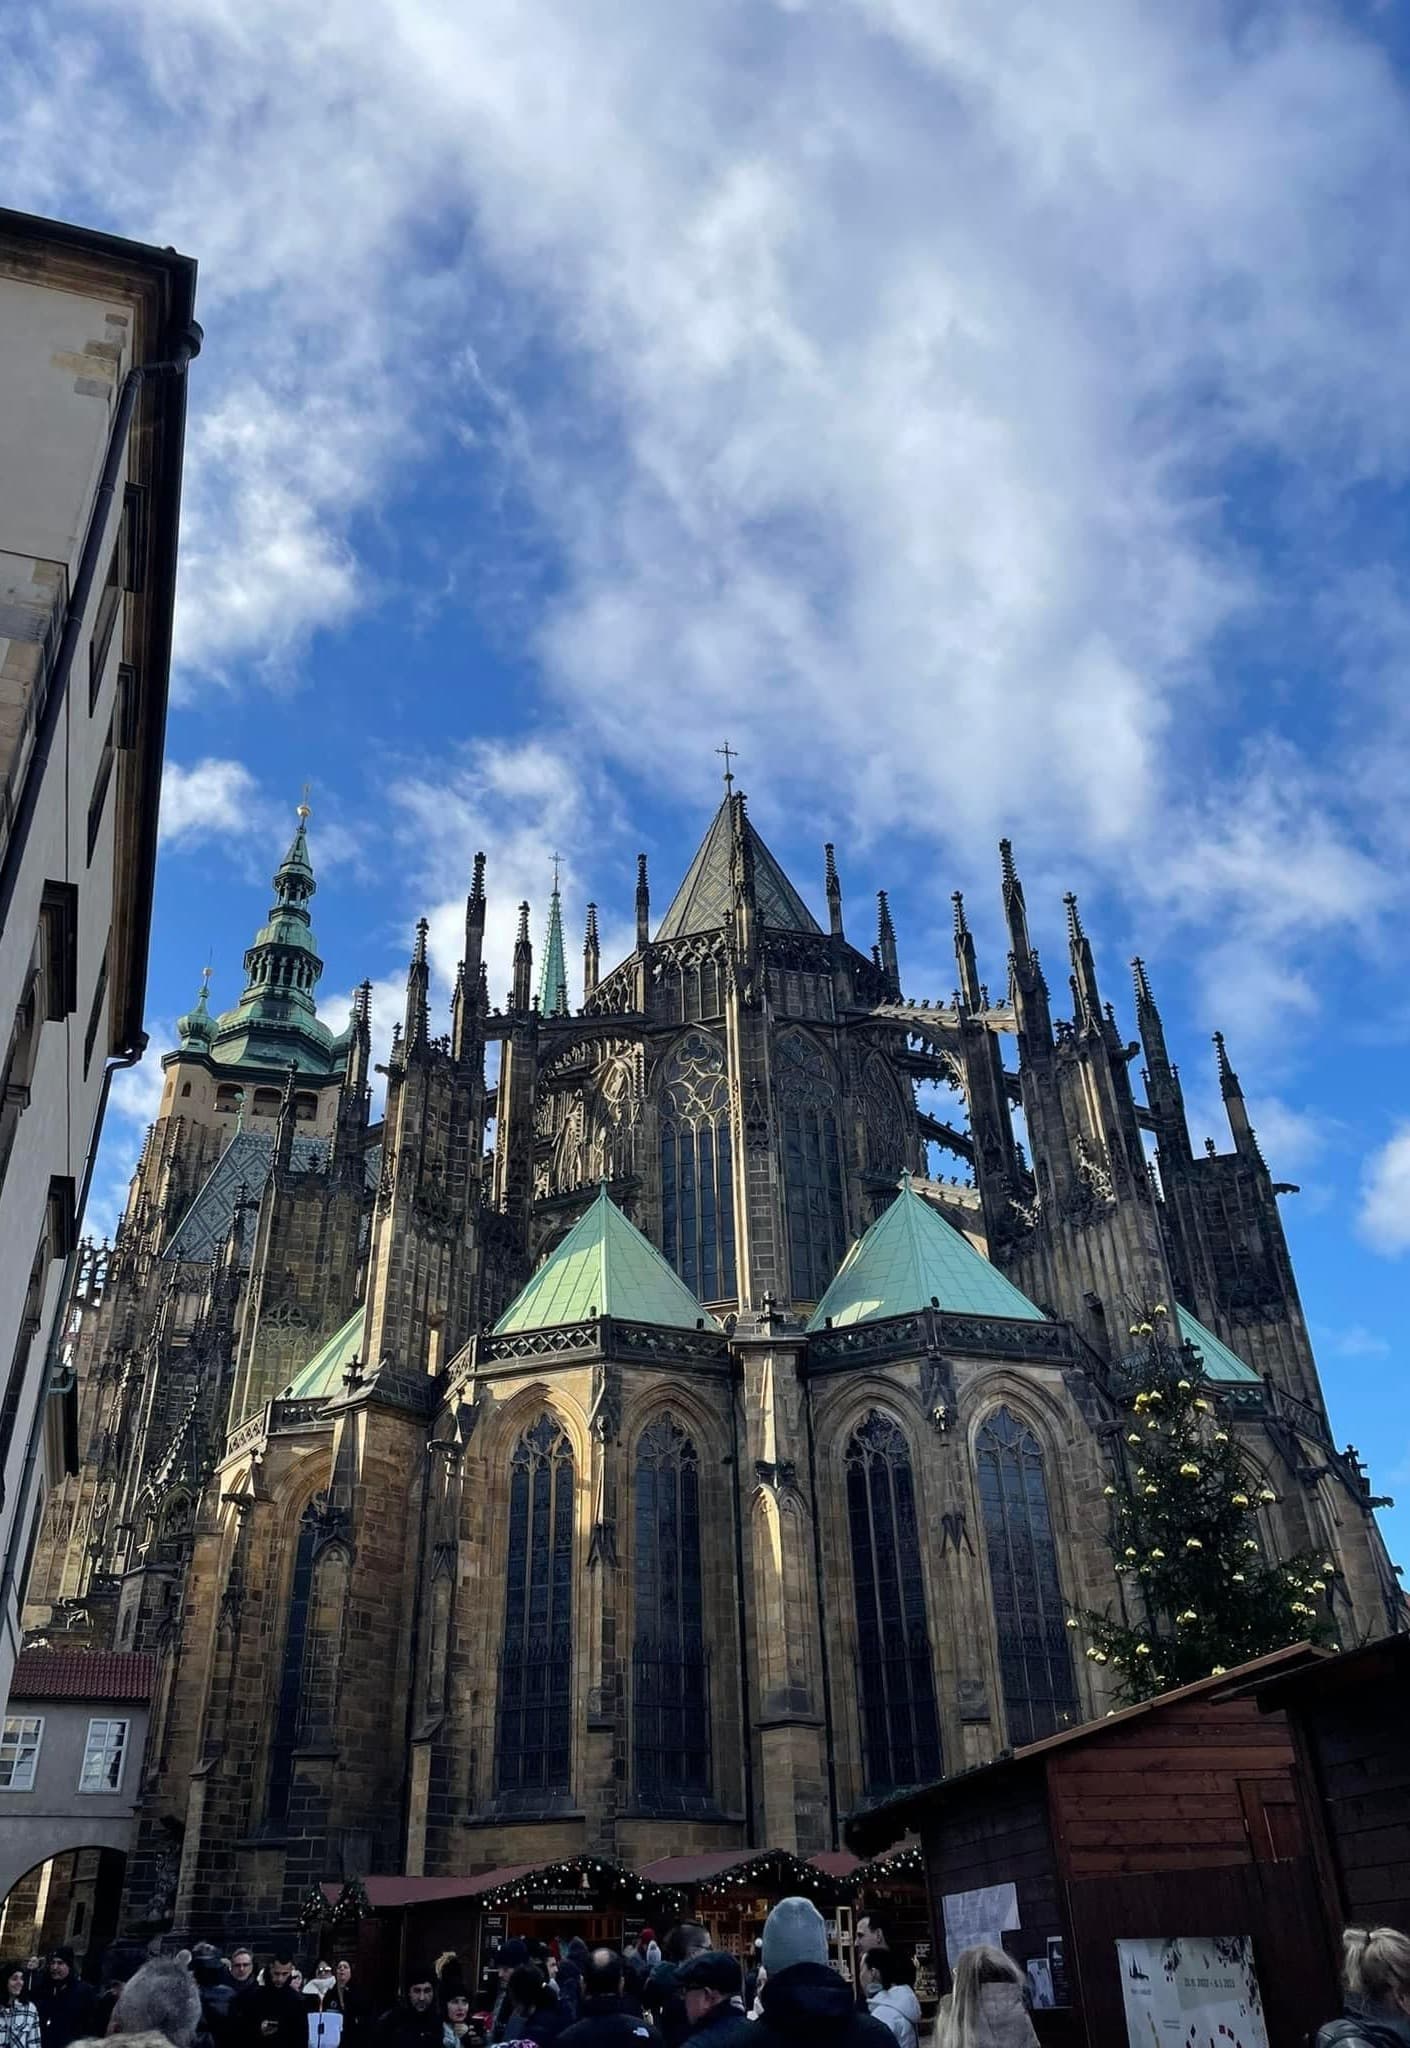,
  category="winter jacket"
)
[683,2002,755,2048]
[376,2004,446,2048]
[751,1964,895,2048]
[0,2004,41,2048]
[935,1981,1038,2048]
[866,1983,921,2048]
[499,2005,566,2045]
[556,1993,663,2048]
[1316,2011,1410,2048]
[238,1983,315,2048]
[34,1976,100,2048]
